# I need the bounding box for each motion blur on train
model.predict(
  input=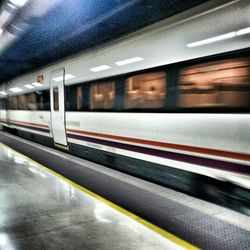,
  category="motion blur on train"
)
[0,0,249,214]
